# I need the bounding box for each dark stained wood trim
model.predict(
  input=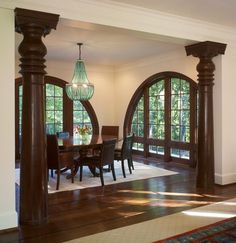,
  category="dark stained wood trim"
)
[185,41,227,189]
[143,88,149,157]
[15,8,59,225]
[164,77,171,162]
